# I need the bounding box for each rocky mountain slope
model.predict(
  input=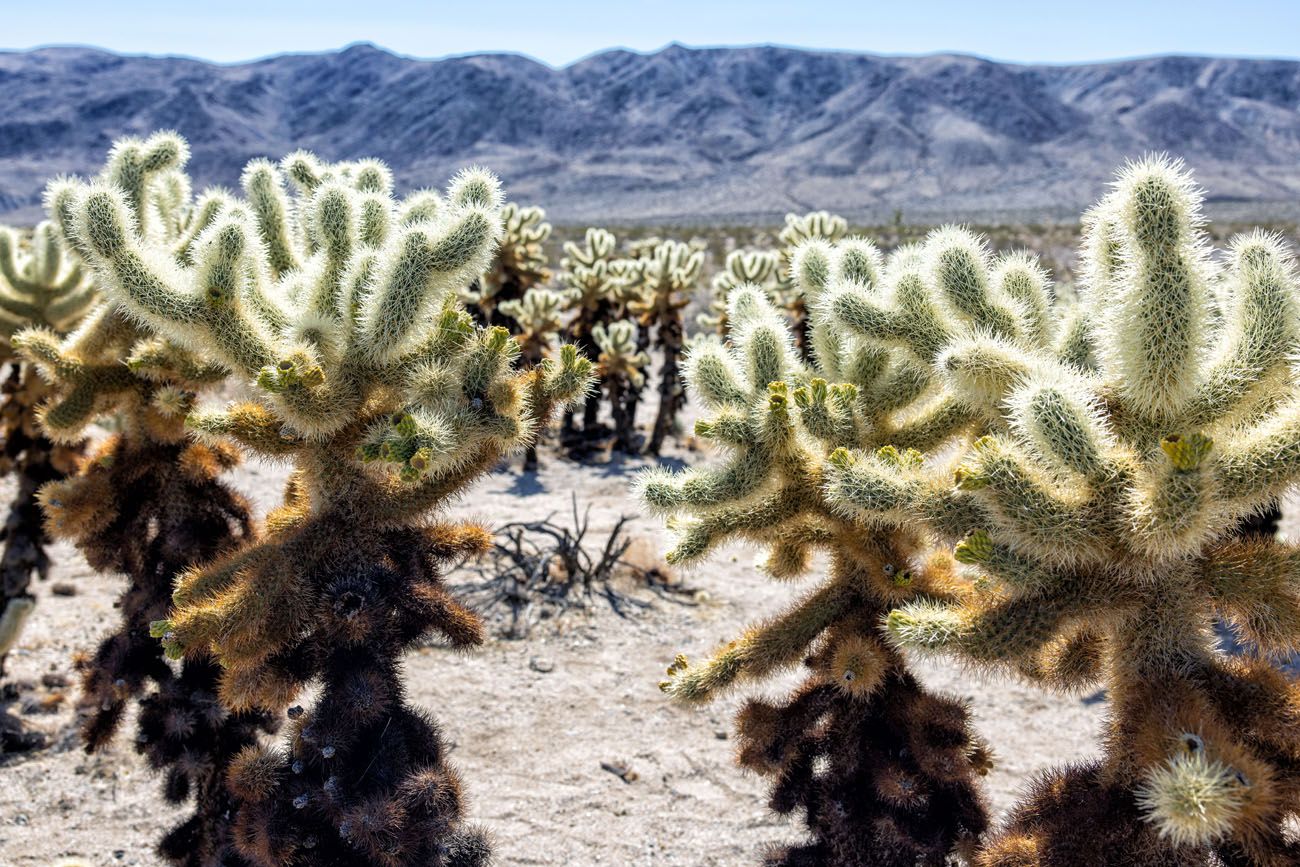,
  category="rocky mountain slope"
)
[2,42,1299,223]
